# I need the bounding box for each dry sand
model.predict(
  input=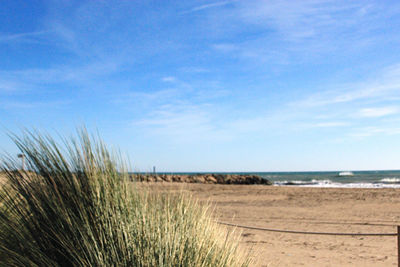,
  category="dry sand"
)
[140,183,400,266]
